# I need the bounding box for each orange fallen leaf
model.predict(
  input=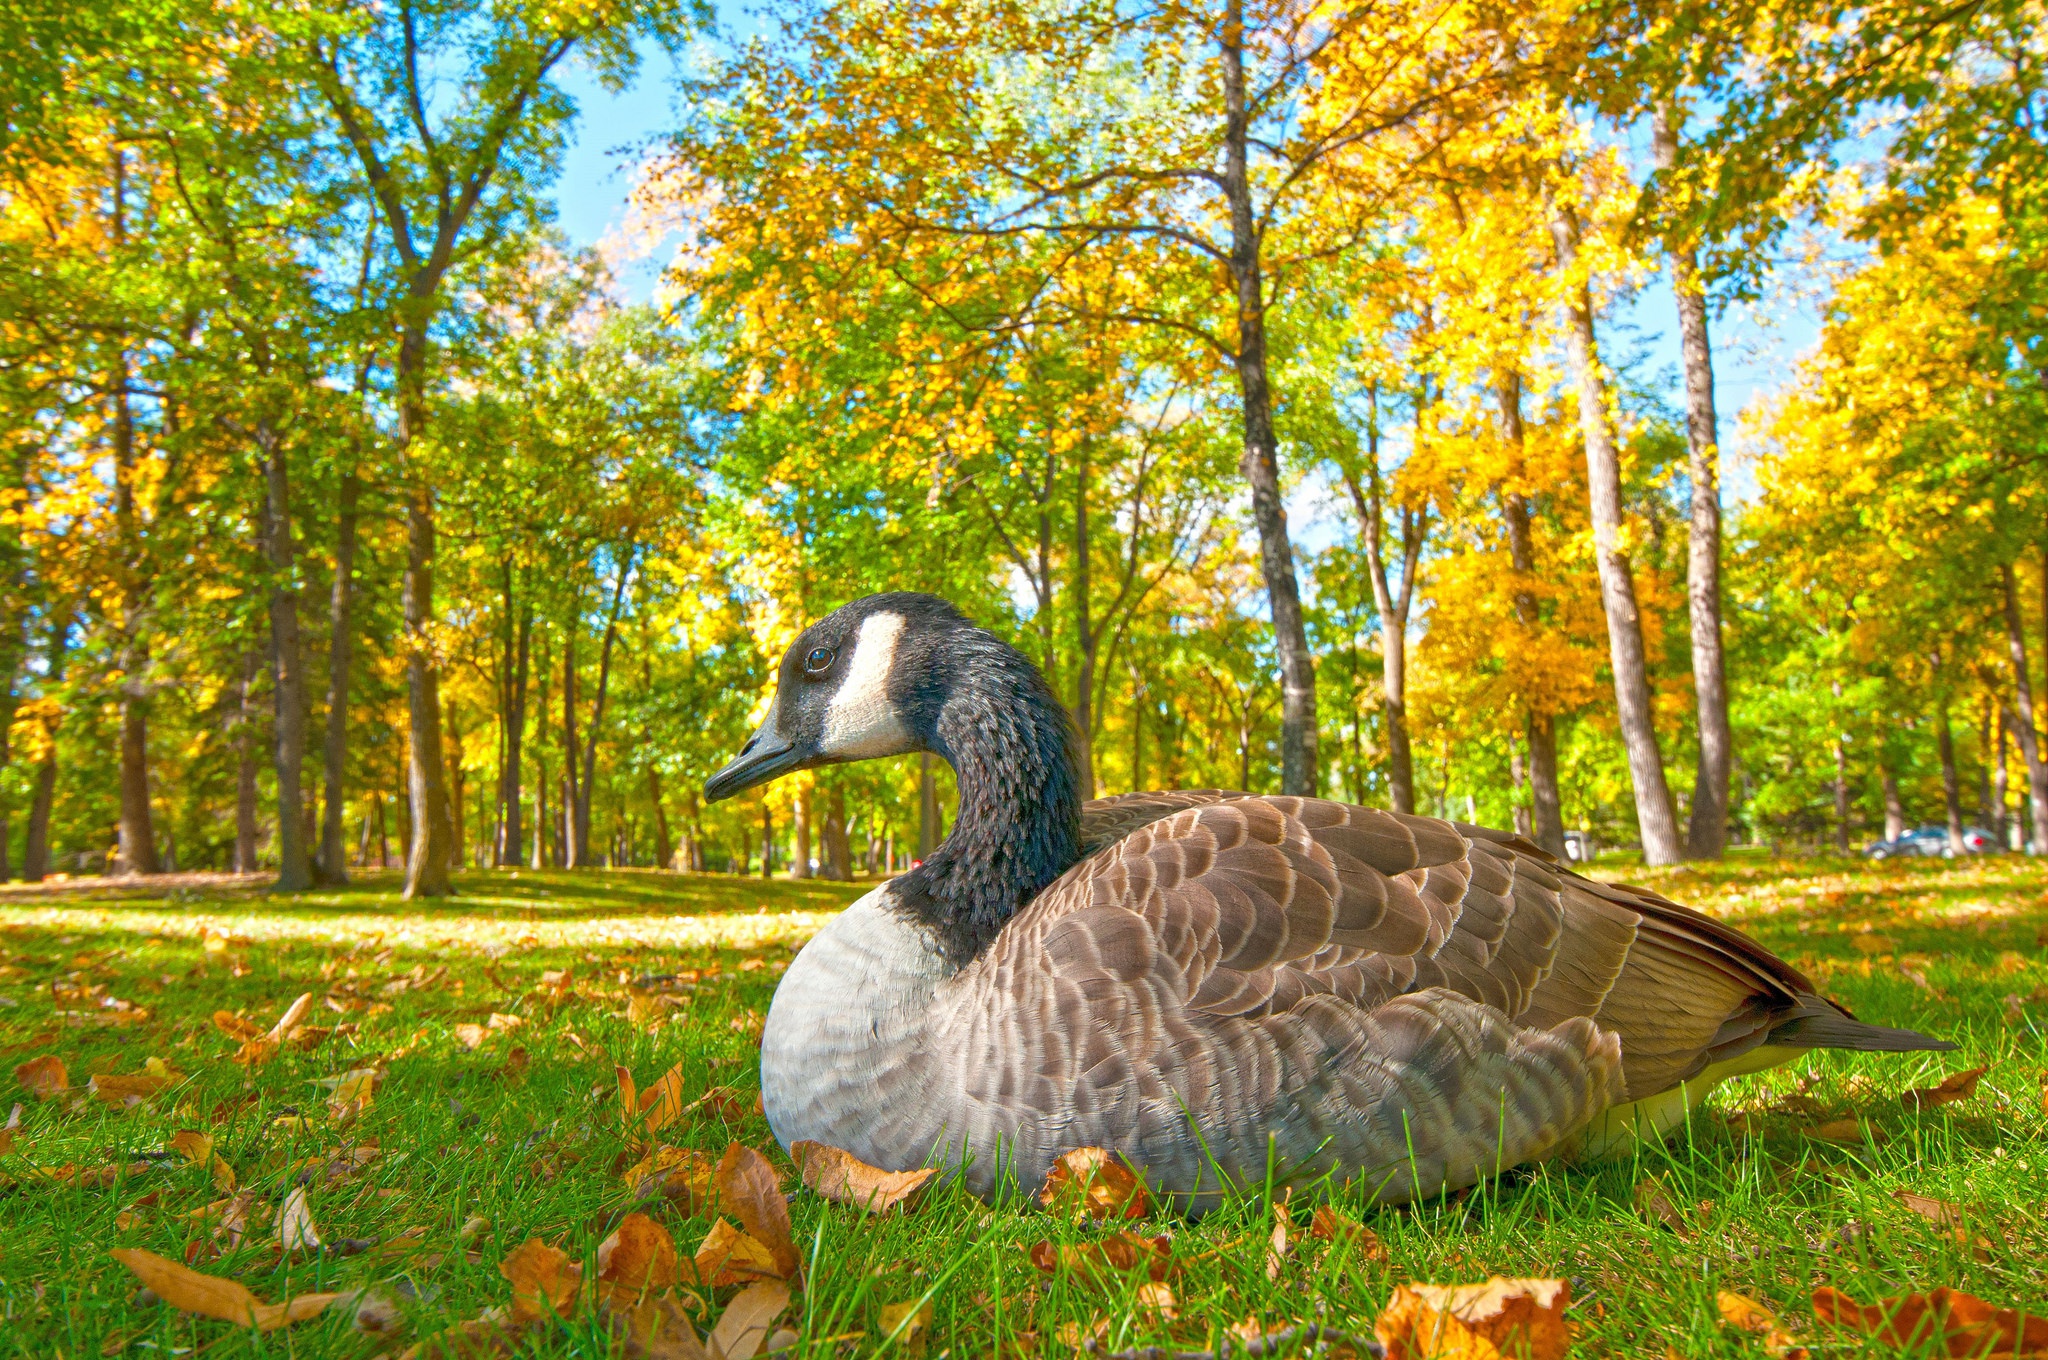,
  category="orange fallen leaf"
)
[1808,1118,1881,1144]
[1135,1281,1177,1322]
[688,1086,762,1122]
[598,1213,682,1296]
[15,1055,68,1098]
[790,1140,936,1214]
[1903,1066,1990,1112]
[500,1237,580,1324]
[1309,1205,1389,1263]
[1027,1232,1175,1284]
[1814,1285,2048,1357]
[1718,1290,1809,1359]
[1375,1278,1571,1360]
[716,1143,799,1279]
[624,1146,721,1212]
[1038,1147,1150,1222]
[691,1218,783,1287]
[90,1068,179,1107]
[710,1278,790,1360]
[212,1011,264,1042]
[167,1131,214,1166]
[110,1248,339,1331]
